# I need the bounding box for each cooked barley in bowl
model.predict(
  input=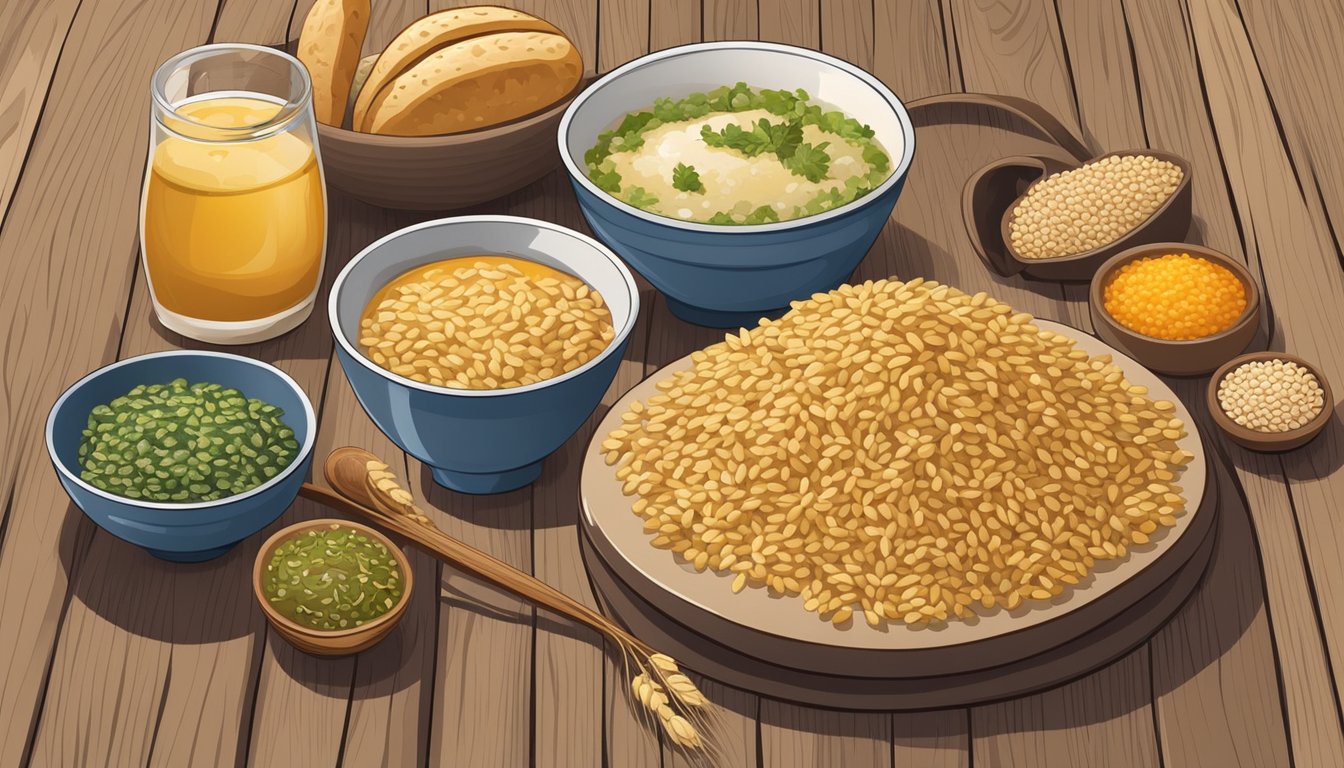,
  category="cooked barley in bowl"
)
[359,256,616,390]
[603,278,1193,627]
